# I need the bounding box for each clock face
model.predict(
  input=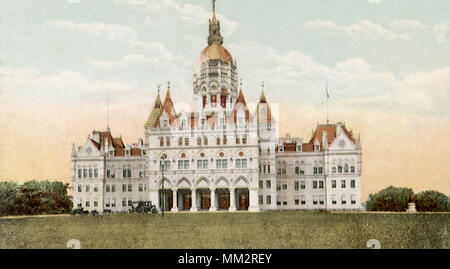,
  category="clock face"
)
[339,140,345,148]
